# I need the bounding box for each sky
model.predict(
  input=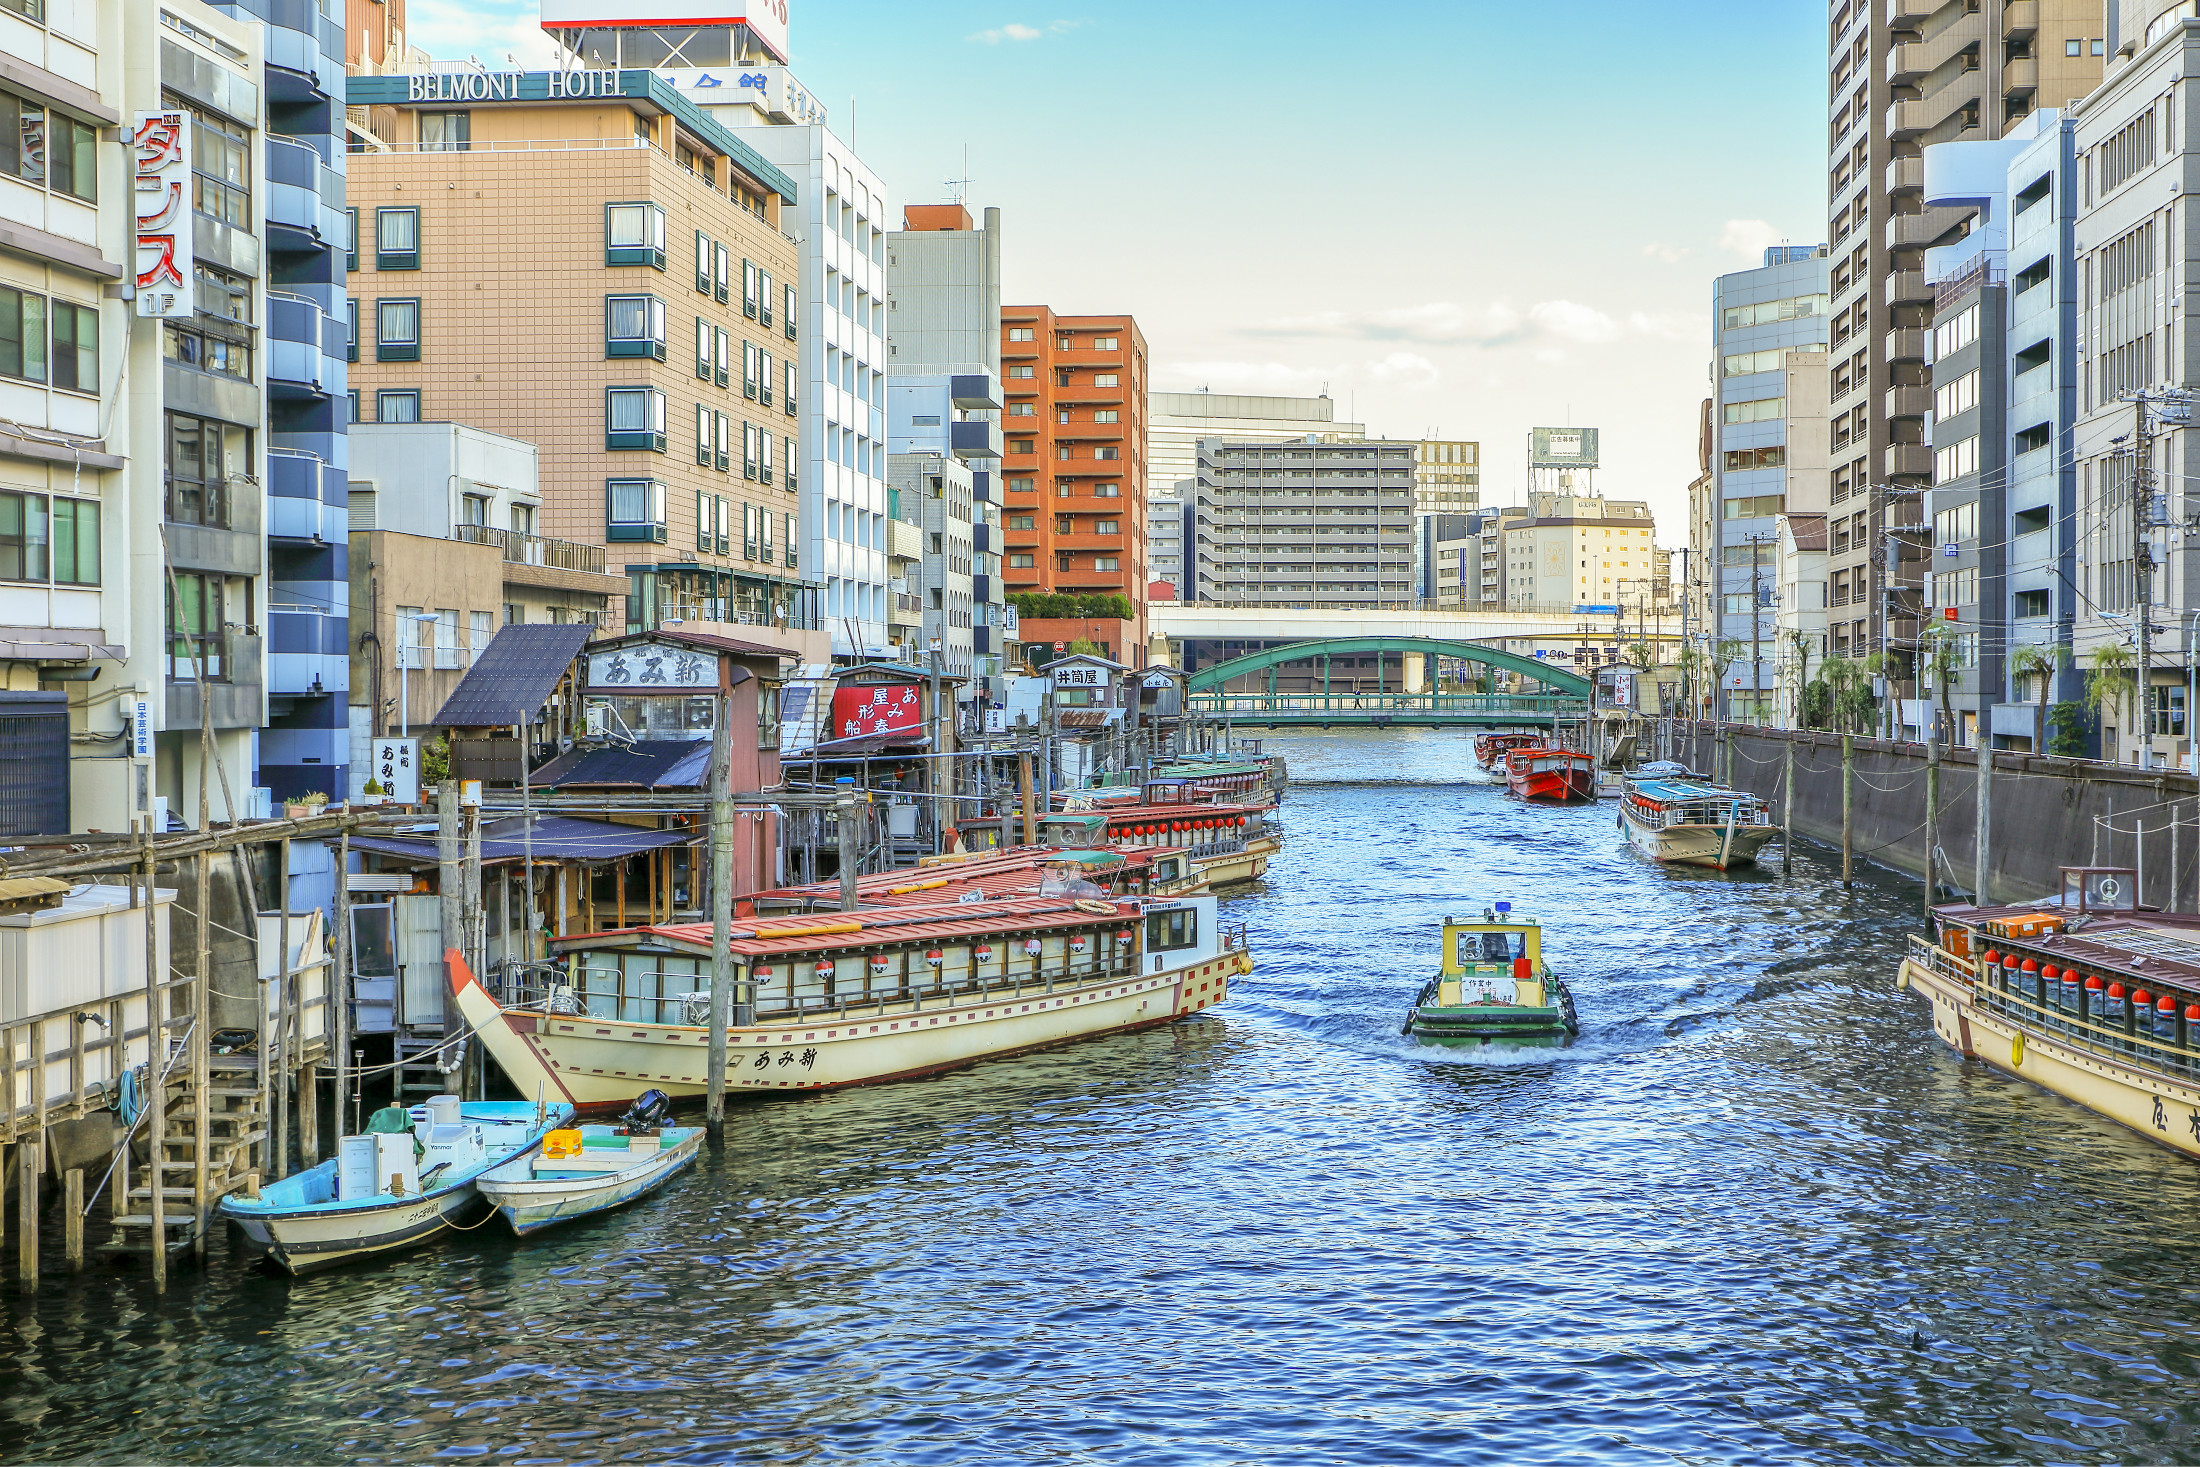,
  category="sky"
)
[407,0,1830,543]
